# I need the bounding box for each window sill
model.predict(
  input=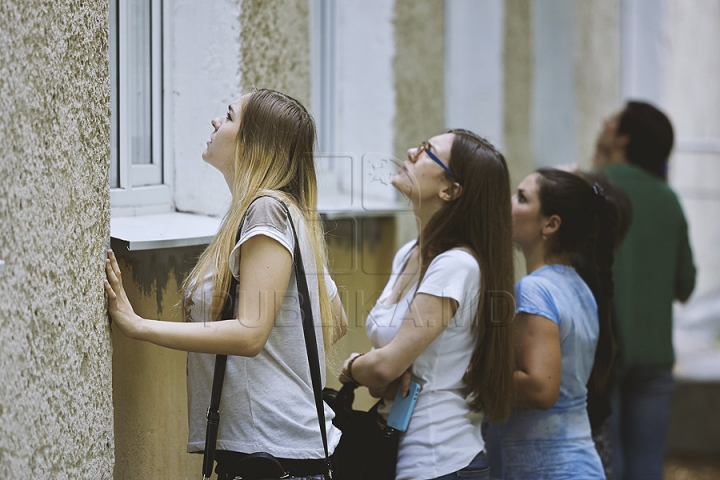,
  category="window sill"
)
[318,199,411,219]
[320,208,410,220]
[110,212,222,251]
[109,205,409,252]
